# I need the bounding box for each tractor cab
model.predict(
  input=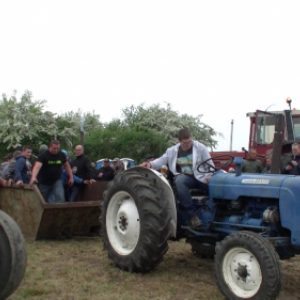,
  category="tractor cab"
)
[247,109,300,156]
